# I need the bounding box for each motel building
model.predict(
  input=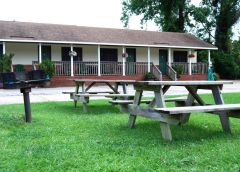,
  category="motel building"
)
[0,20,217,86]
